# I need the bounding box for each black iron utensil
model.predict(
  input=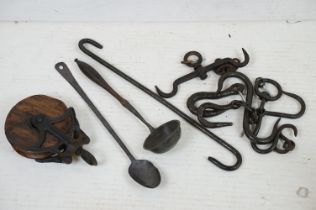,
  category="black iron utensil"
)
[155,49,249,98]
[78,38,242,171]
[75,59,181,153]
[55,62,161,188]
